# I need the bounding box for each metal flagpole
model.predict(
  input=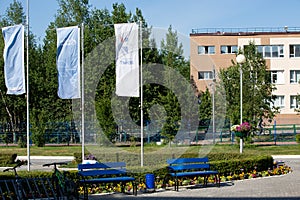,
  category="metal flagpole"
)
[26,0,30,171]
[139,21,143,167]
[81,23,85,162]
